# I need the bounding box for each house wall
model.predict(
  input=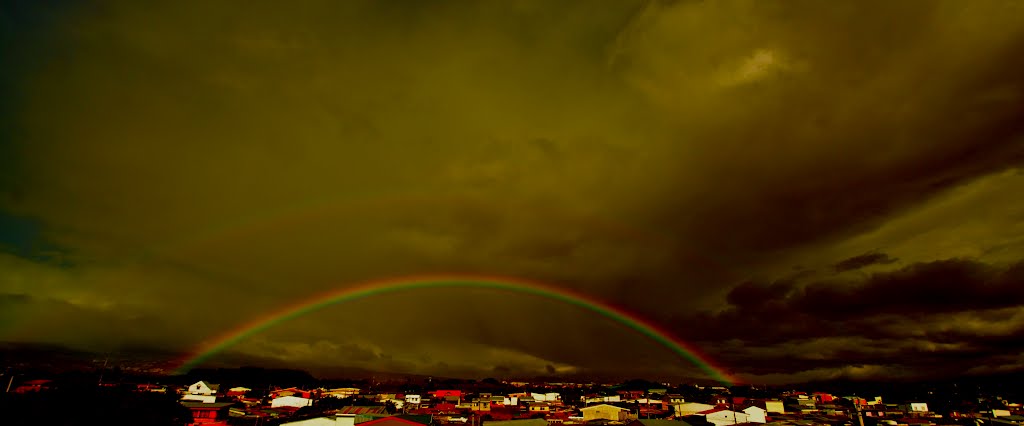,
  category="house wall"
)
[743,407,767,423]
[187,407,229,425]
[584,396,621,404]
[581,406,629,421]
[765,401,785,414]
[272,396,313,408]
[704,411,750,426]
[814,393,834,403]
[183,394,217,403]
